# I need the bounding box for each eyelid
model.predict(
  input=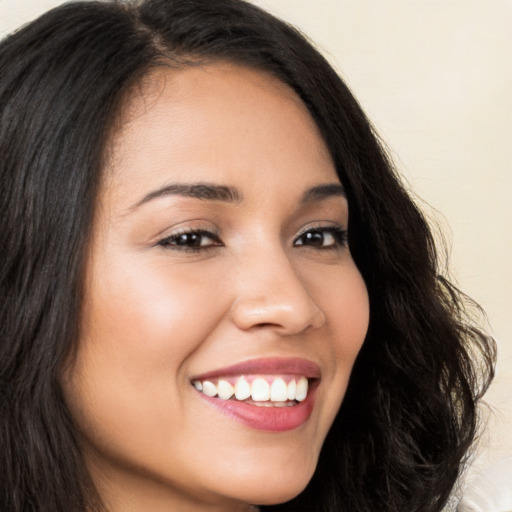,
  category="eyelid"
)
[293,224,348,248]
[153,222,348,252]
[156,227,223,251]
[294,221,347,237]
